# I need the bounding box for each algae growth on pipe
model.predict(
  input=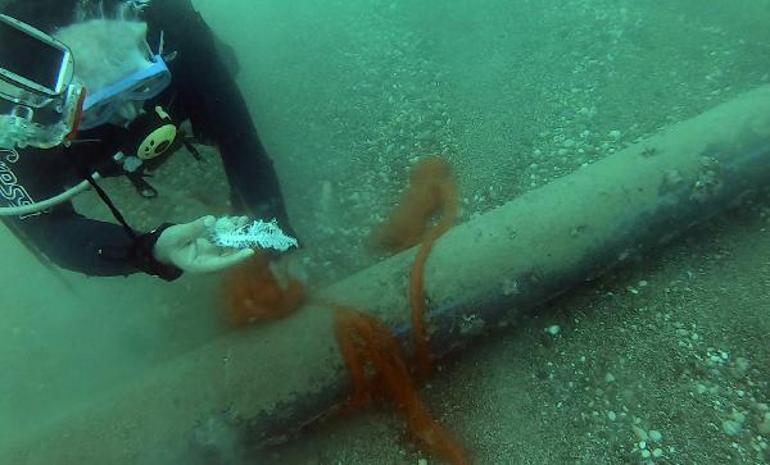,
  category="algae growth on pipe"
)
[4,85,770,465]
